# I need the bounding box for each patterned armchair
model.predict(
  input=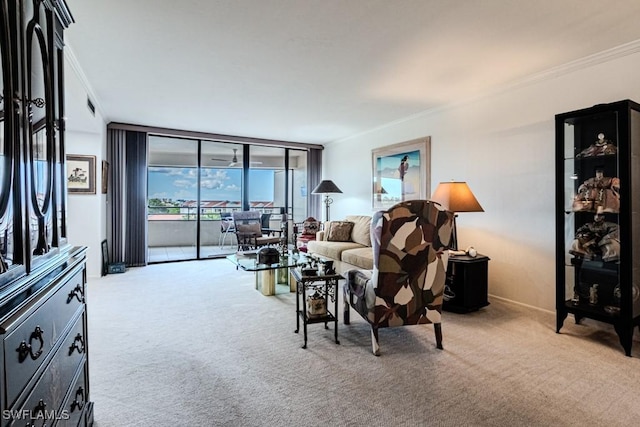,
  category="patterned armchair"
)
[232,211,281,251]
[343,200,454,355]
